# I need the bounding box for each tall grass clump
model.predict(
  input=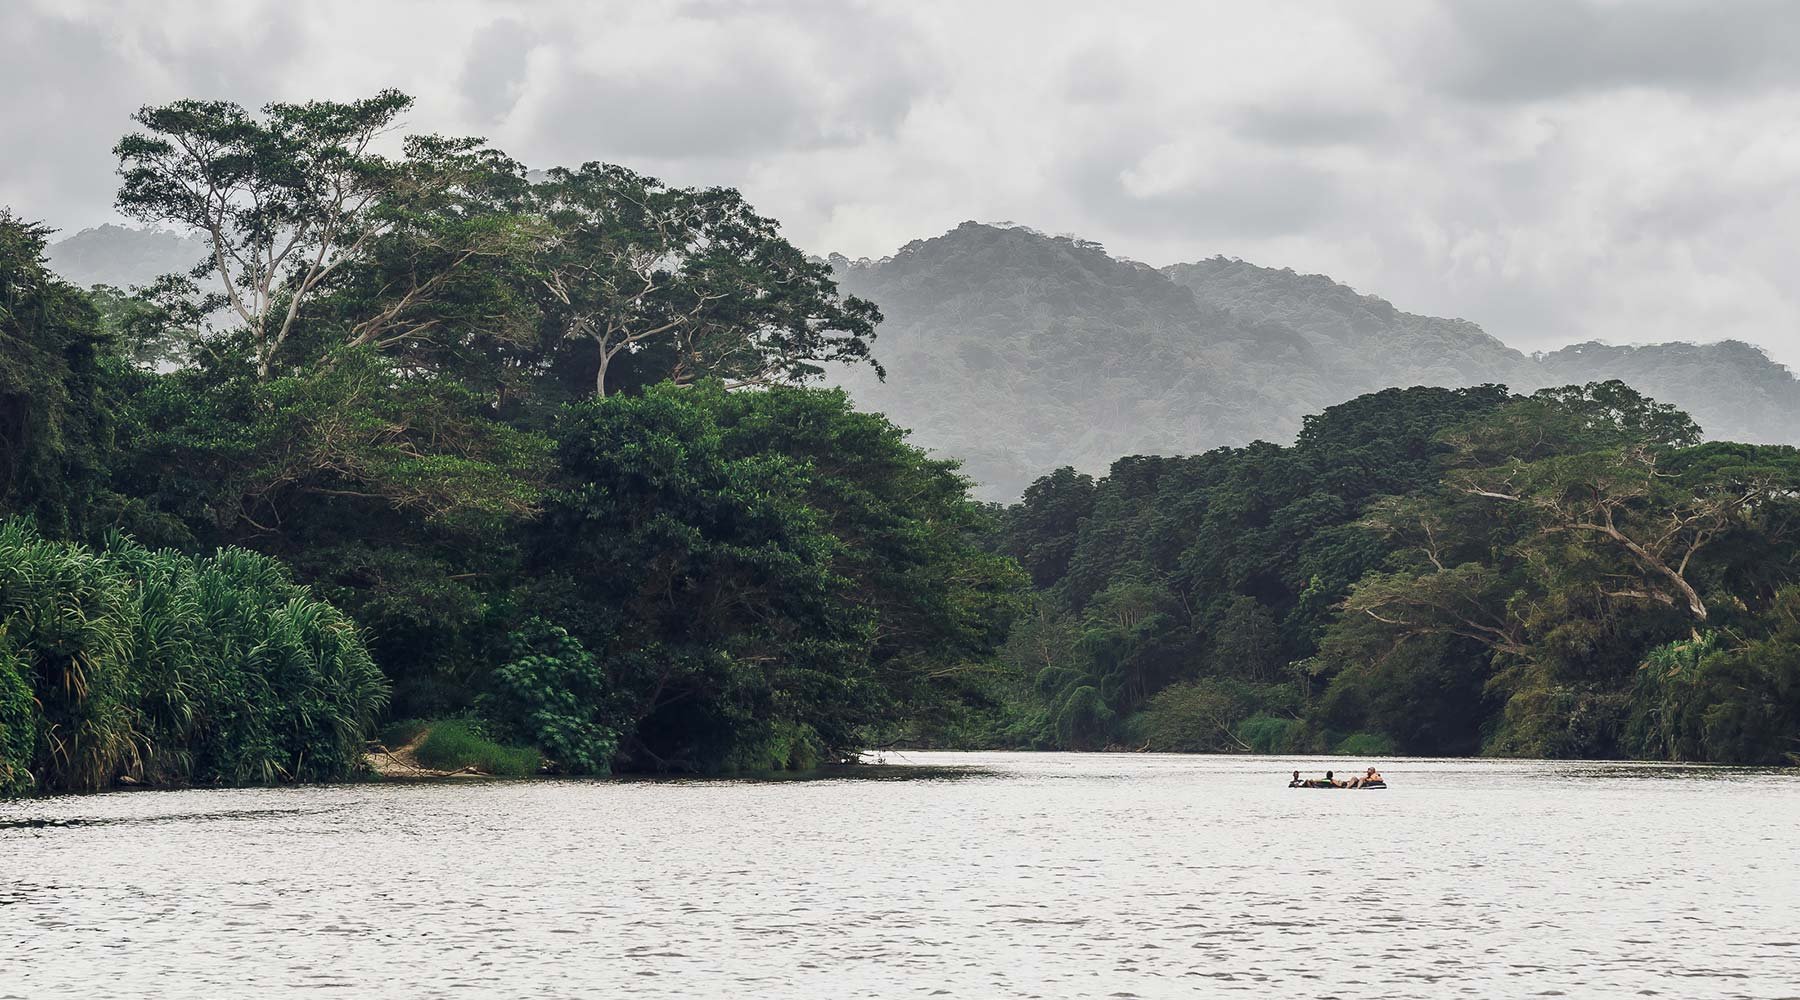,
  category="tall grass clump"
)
[0,628,39,796]
[412,719,540,777]
[0,519,139,792]
[0,518,388,795]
